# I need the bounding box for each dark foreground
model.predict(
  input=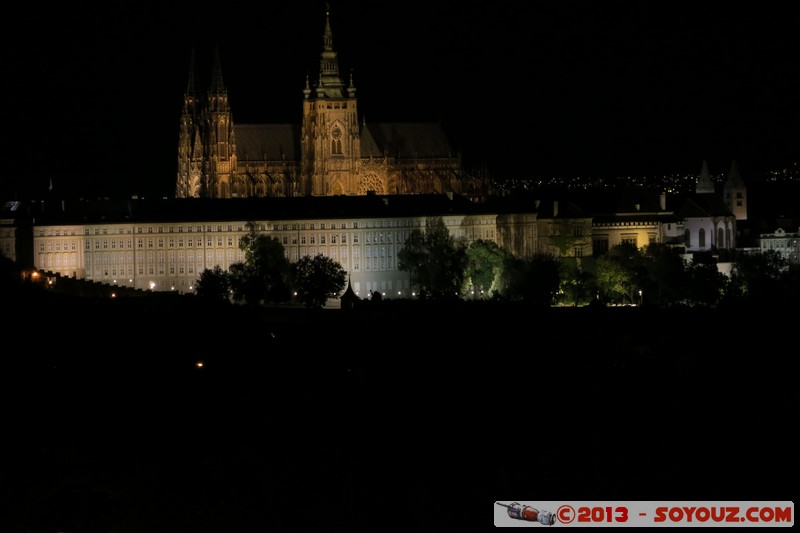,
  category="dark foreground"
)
[3,293,797,531]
